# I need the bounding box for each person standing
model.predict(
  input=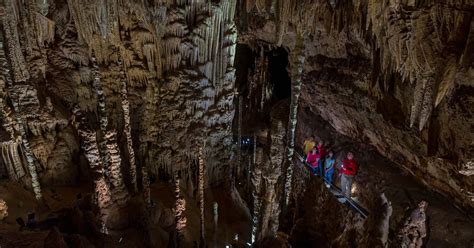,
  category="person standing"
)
[324,151,336,187]
[317,141,326,176]
[306,147,320,175]
[303,135,316,156]
[340,152,358,199]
